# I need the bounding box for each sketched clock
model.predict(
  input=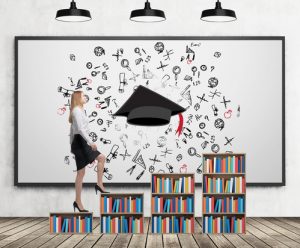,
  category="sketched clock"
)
[15,37,285,186]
